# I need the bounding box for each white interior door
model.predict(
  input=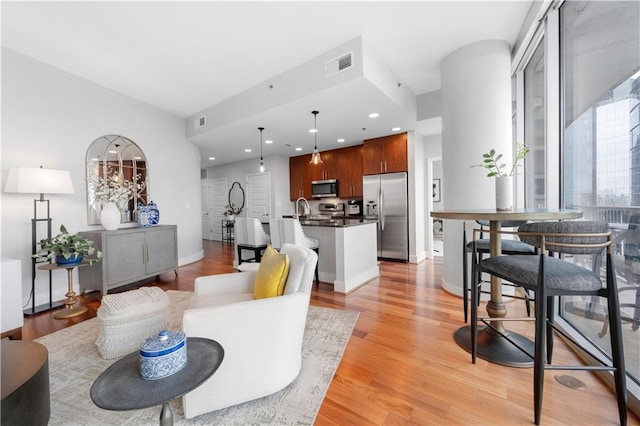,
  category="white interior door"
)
[201,180,212,240]
[209,177,228,241]
[246,172,270,222]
